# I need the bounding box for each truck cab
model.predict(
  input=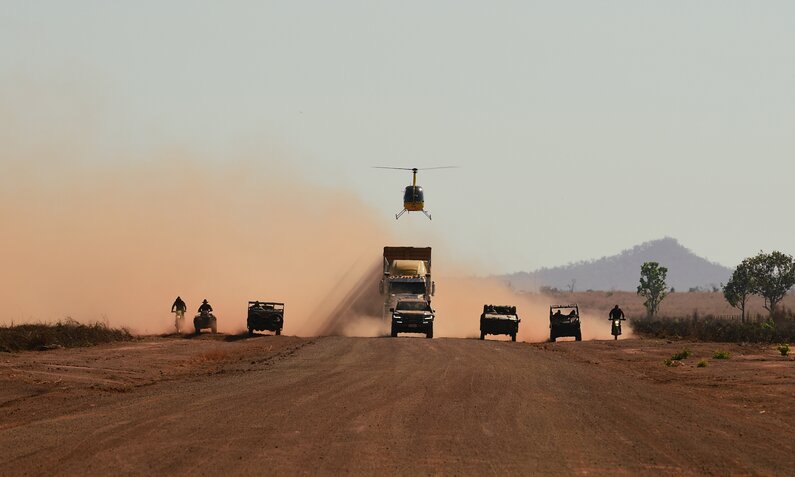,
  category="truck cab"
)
[390,299,435,338]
